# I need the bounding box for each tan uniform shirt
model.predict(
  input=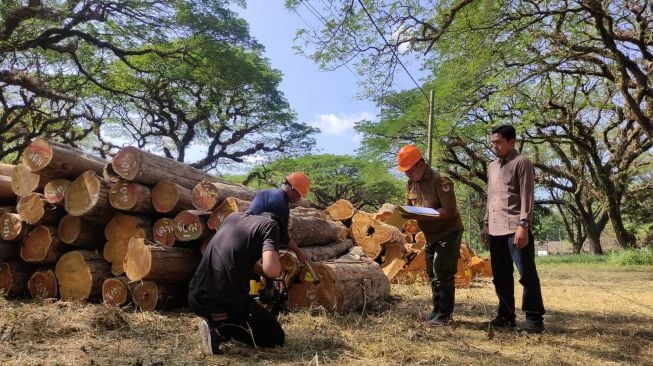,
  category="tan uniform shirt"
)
[406,168,464,242]
[484,149,535,236]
